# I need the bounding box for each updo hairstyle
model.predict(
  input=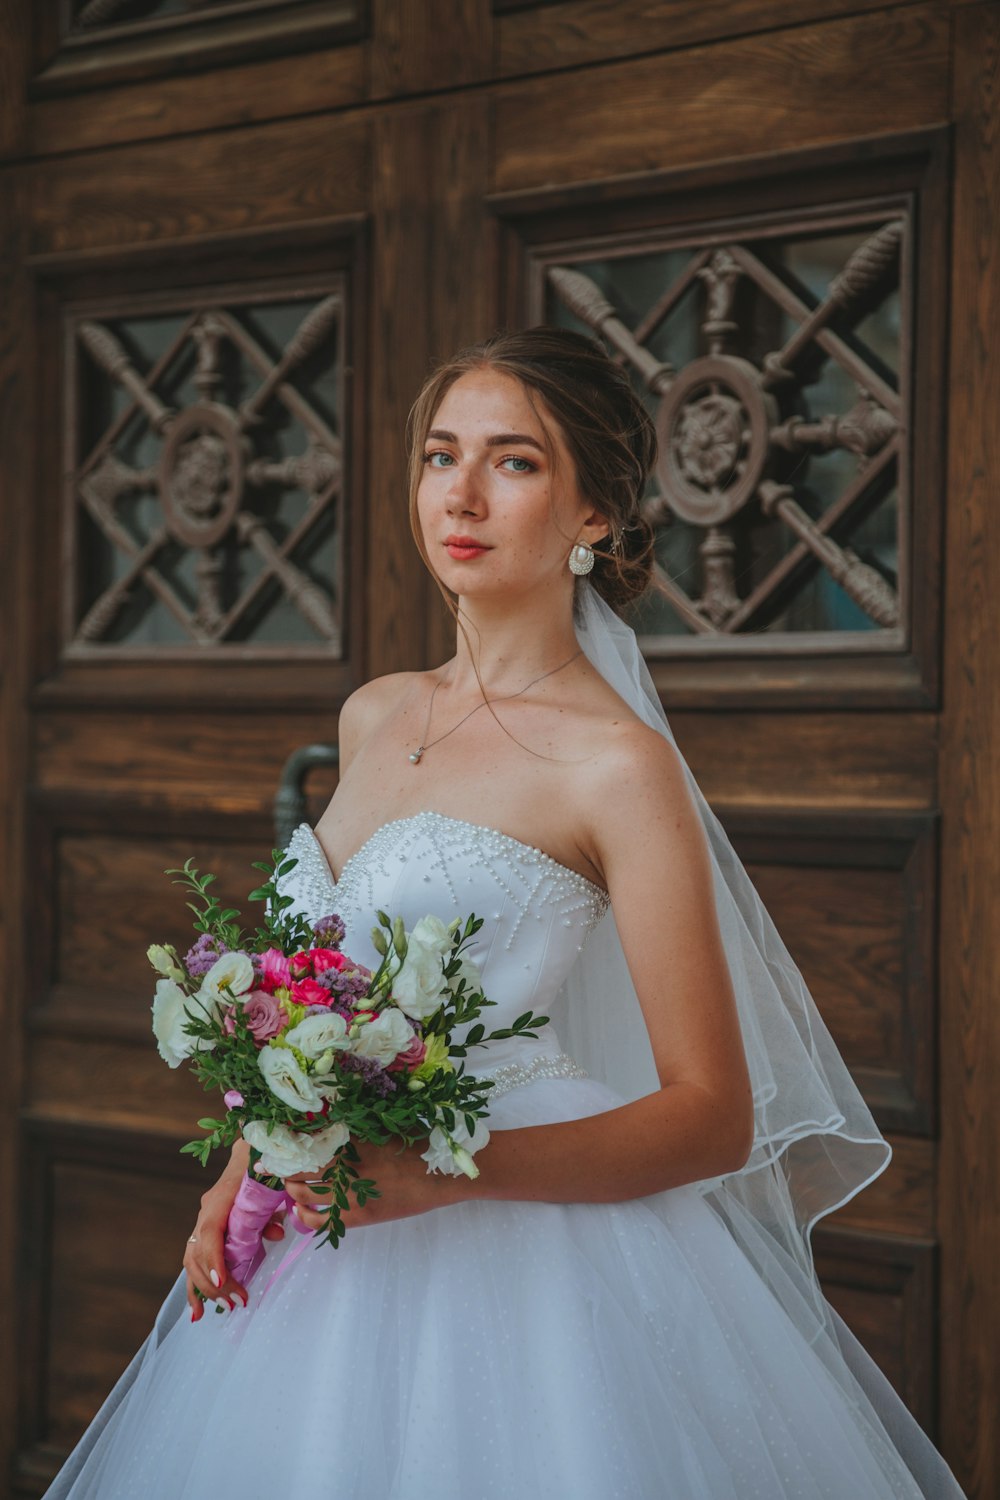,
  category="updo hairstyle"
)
[406,326,658,614]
